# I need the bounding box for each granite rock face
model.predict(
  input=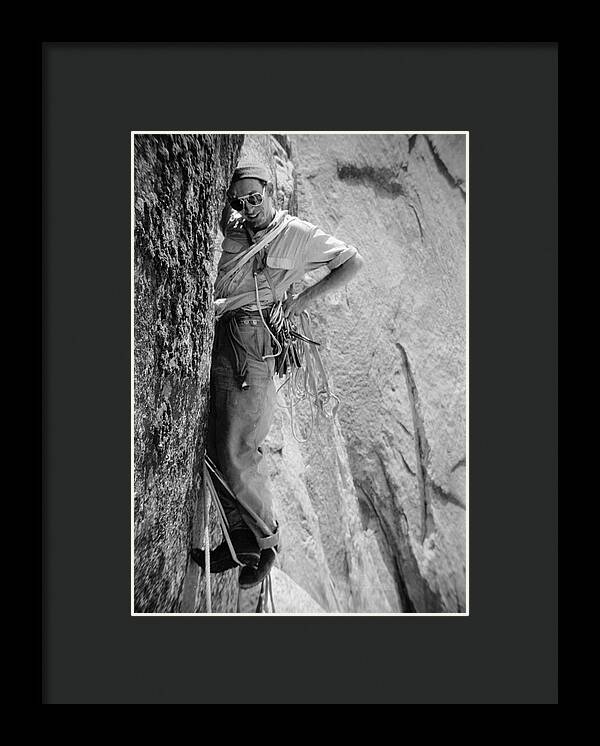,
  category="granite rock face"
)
[287,134,467,612]
[133,134,243,612]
